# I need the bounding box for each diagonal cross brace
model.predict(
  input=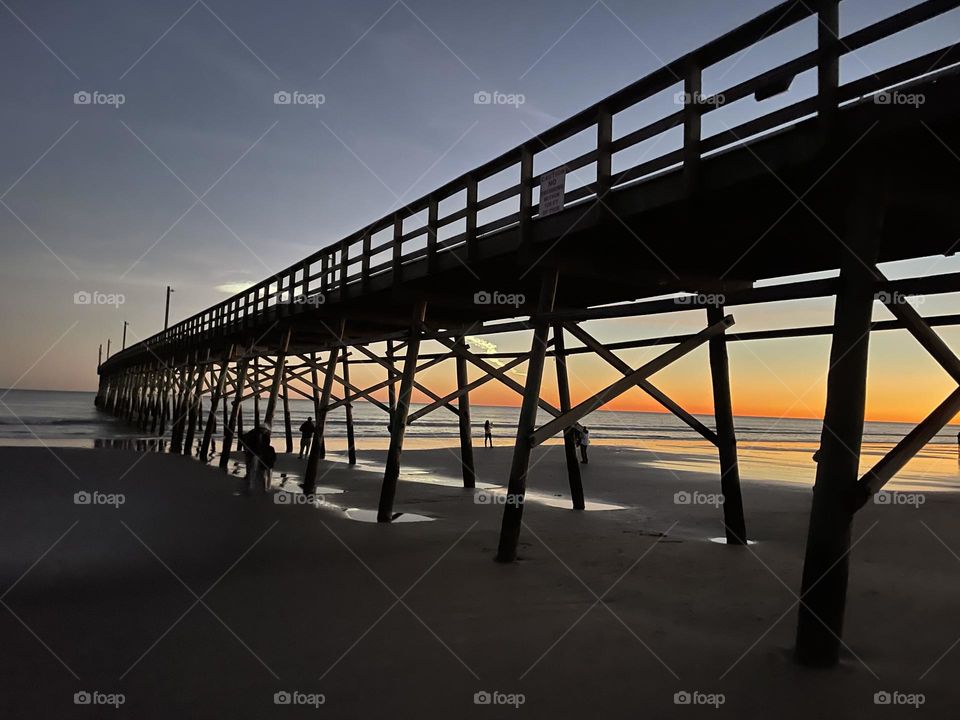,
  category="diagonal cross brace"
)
[431,333,562,418]
[530,315,734,447]
[856,267,960,505]
[406,345,544,424]
[563,322,720,446]
[353,344,461,418]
